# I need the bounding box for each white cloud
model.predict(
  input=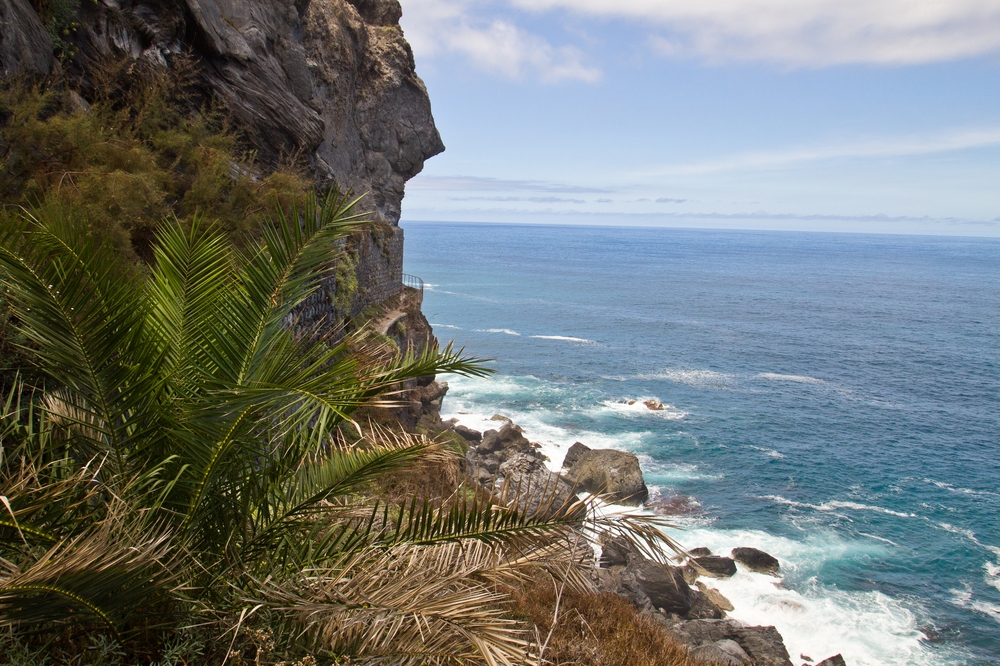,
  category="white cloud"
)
[644,126,1000,175]
[507,0,1000,66]
[399,0,600,81]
